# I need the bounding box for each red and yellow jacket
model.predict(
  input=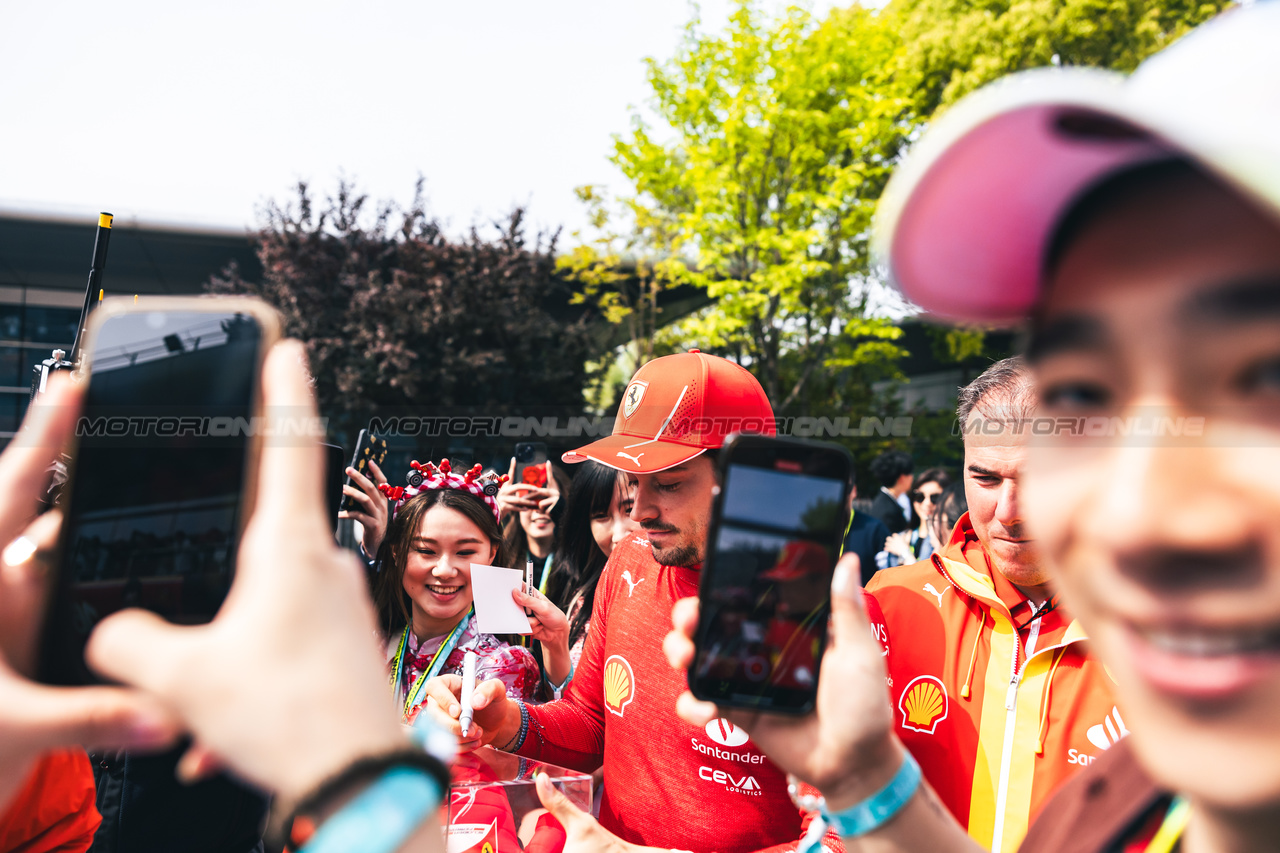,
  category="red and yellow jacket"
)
[866,514,1122,853]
